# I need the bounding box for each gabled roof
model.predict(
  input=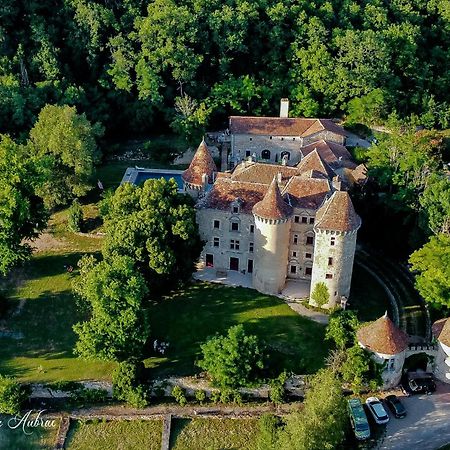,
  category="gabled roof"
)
[231,161,299,185]
[182,140,217,186]
[229,117,348,137]
[357,313,409,355]
[314,191,361,232]
[301,140,354,167]
[282,176,331,210]
[432,318,450,347]
[252,178,293,220]
[296,149,334,179]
